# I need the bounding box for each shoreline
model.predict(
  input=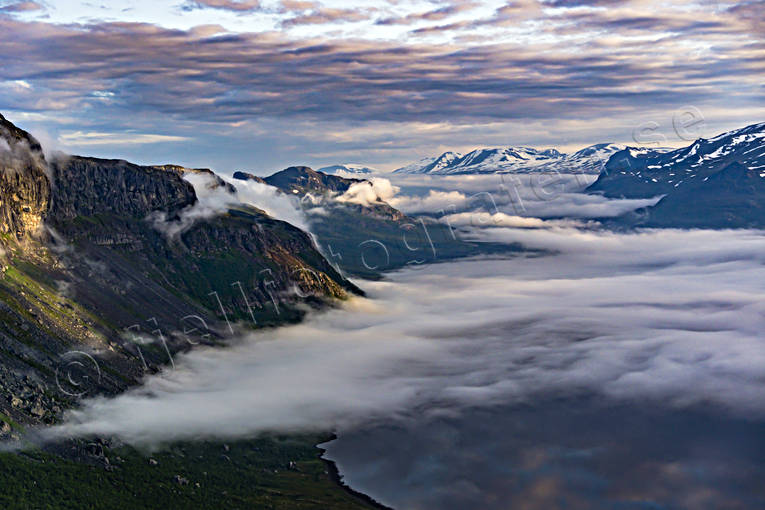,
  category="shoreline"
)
[318,433,394,510]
